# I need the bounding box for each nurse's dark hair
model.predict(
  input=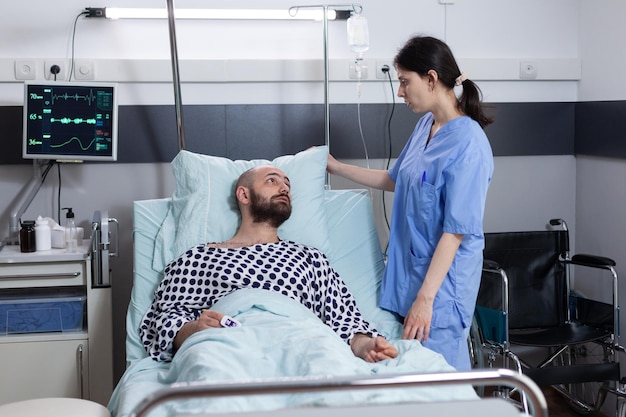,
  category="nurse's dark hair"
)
[394,36,494,129]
